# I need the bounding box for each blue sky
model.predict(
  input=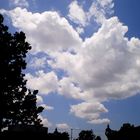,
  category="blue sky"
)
[0,0,140,139]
